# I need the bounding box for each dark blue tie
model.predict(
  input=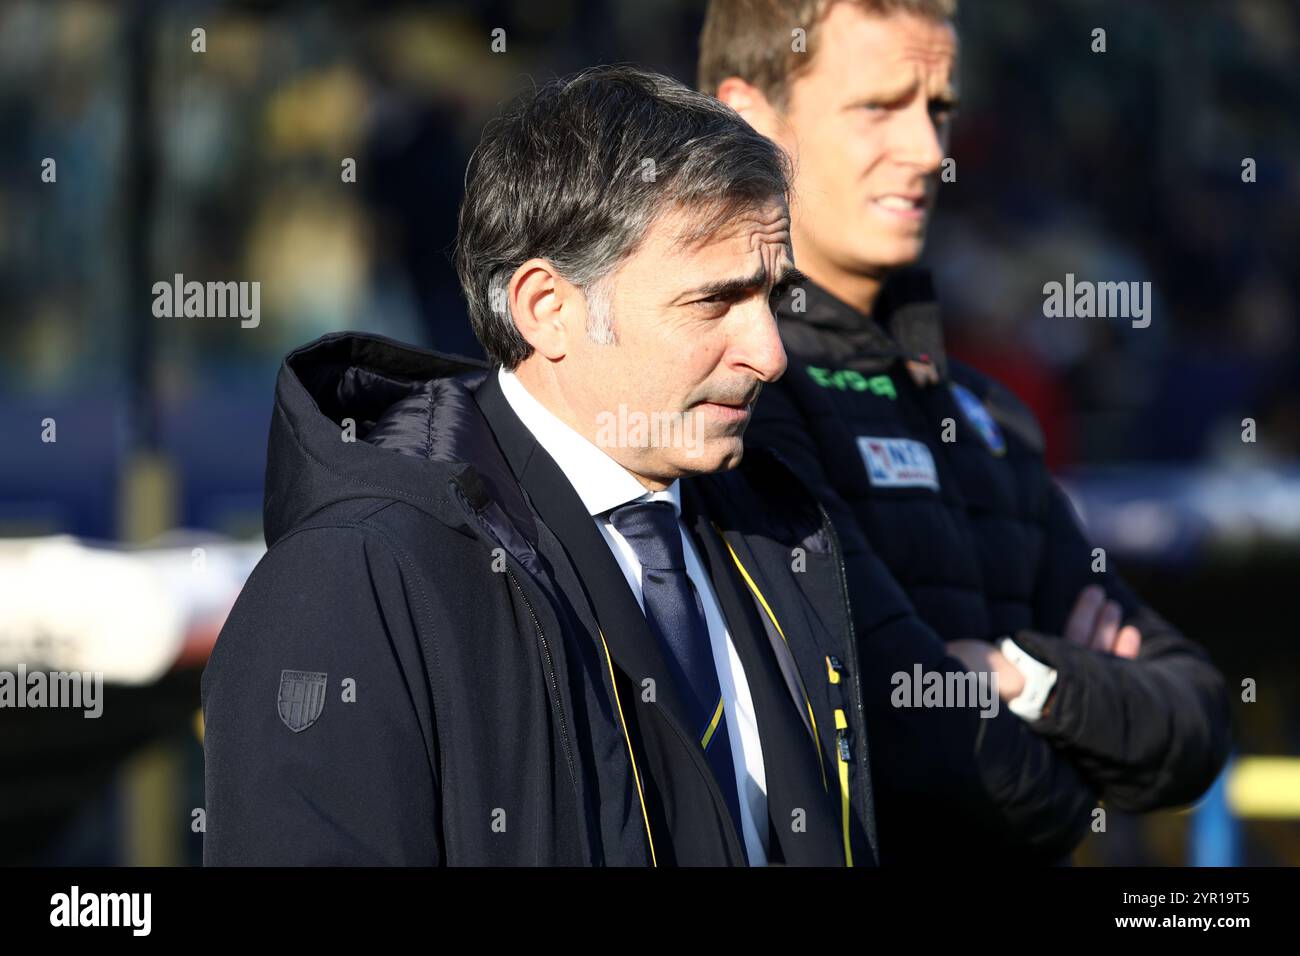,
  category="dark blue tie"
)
[609,499,746,842]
